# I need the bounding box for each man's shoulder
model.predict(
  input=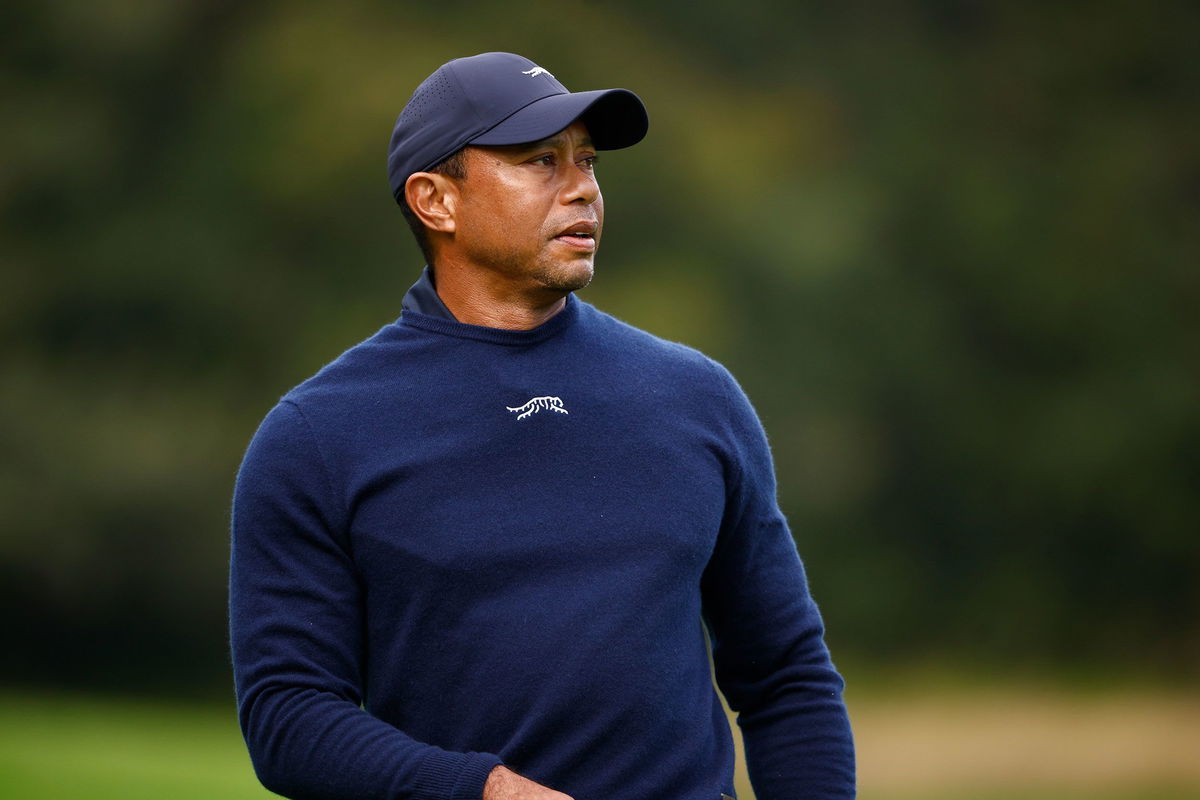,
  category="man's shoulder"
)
[577,299,723,378]
[277,318,413,415]
[576,301,753,422]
